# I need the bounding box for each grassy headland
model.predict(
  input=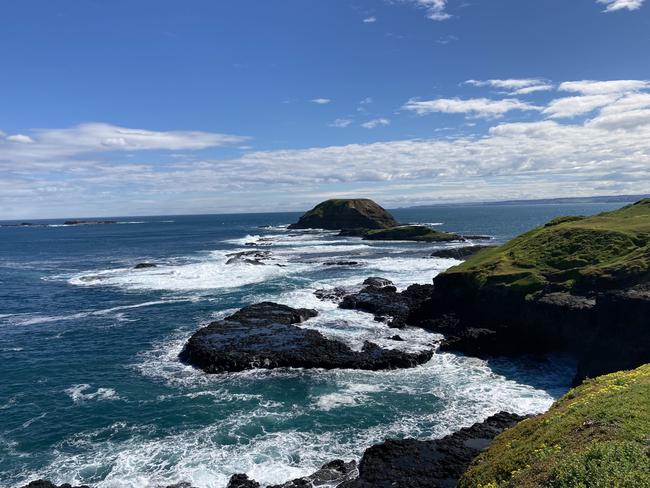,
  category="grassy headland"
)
[444,199,650,296]
[460,364,650,488]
